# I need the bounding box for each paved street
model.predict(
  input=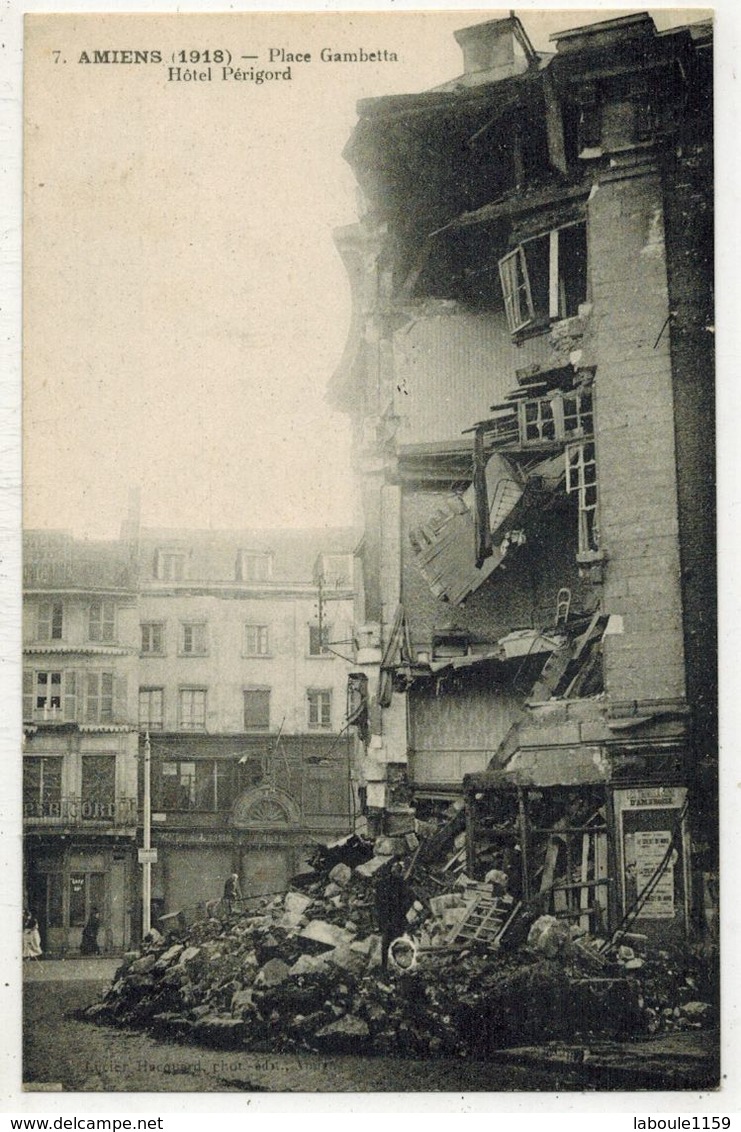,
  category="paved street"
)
[22,969,592,1094]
